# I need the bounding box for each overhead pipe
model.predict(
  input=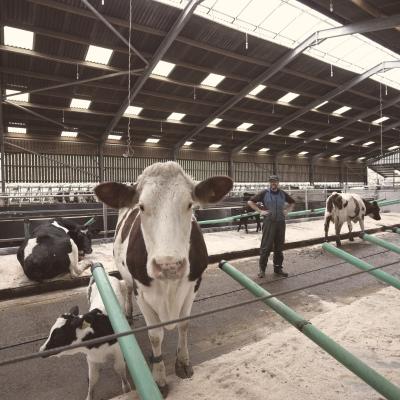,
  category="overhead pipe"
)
[219,260,400,400]
[91,263,163,400]
[362,232,400,255]
[322,243,400,290]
